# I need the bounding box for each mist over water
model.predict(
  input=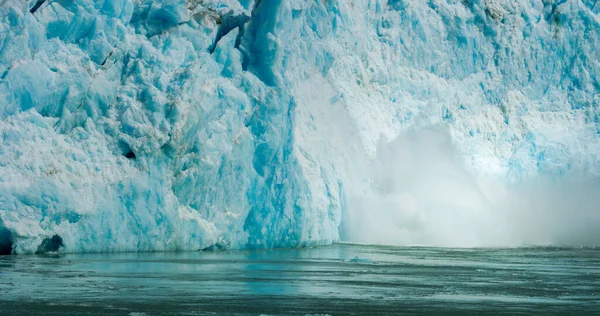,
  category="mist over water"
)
[341,125,600,248]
